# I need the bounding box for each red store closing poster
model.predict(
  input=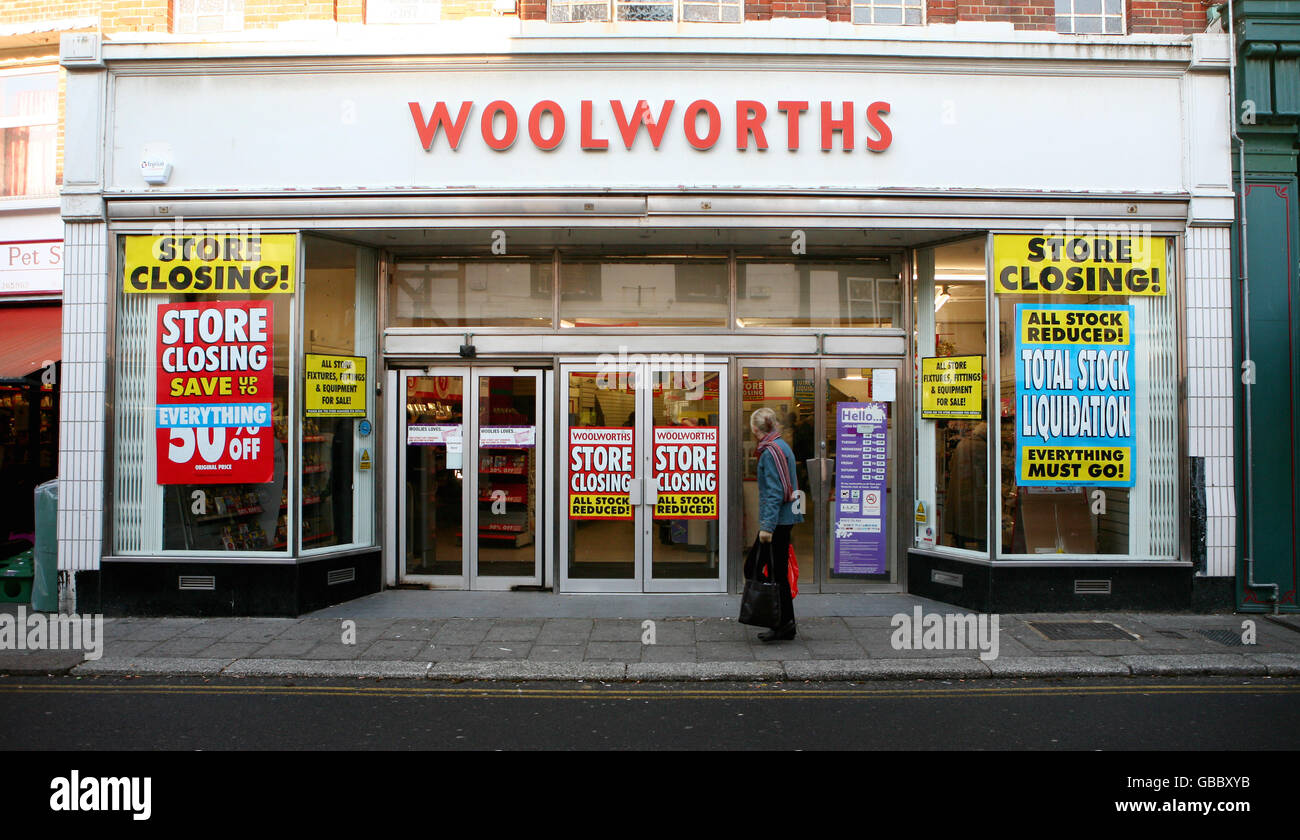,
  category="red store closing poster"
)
[155,300,275,485]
